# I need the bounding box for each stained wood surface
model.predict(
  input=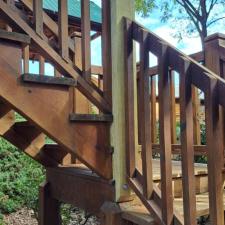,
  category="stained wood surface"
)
[22,74,77,87]
[0,29,30,44]
[46,166,115,214]
[0,41,112,179]
[69,113,113,122]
